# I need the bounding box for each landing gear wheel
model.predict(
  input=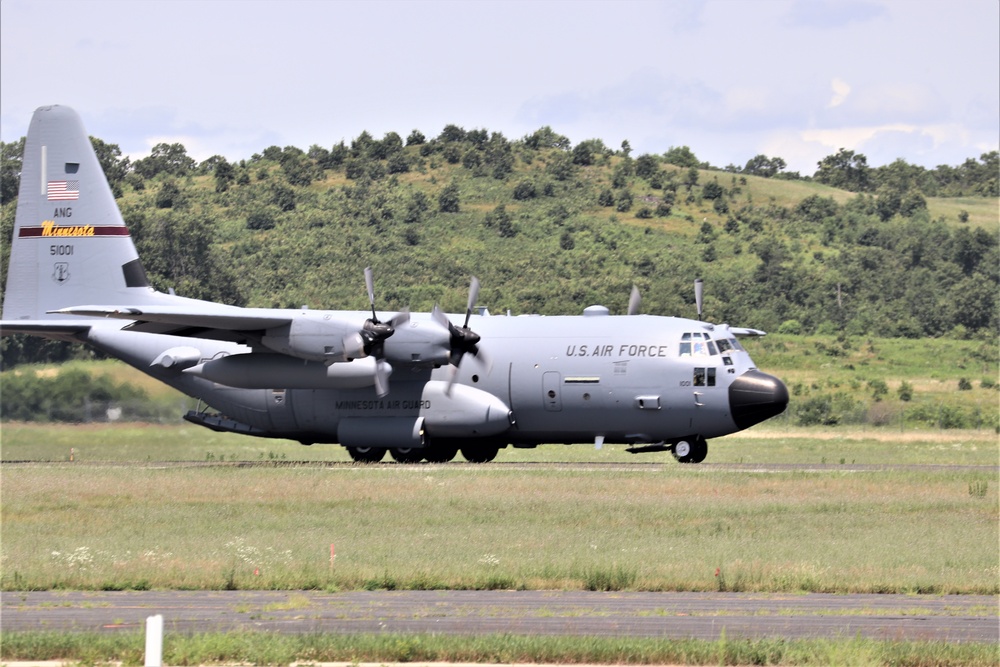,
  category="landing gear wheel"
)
[347,446,386,463]
[673,438,707,464]
[460,443,499,463]
[390,447,425,463]
[424,443,459,463]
